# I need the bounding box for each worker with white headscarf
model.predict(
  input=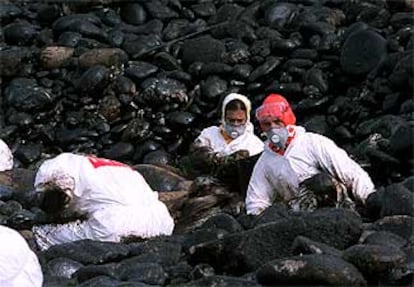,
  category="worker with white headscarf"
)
[246,94,376,215]
[0,225,43,287]
[32,153,174,250]
[194,92,264,157]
